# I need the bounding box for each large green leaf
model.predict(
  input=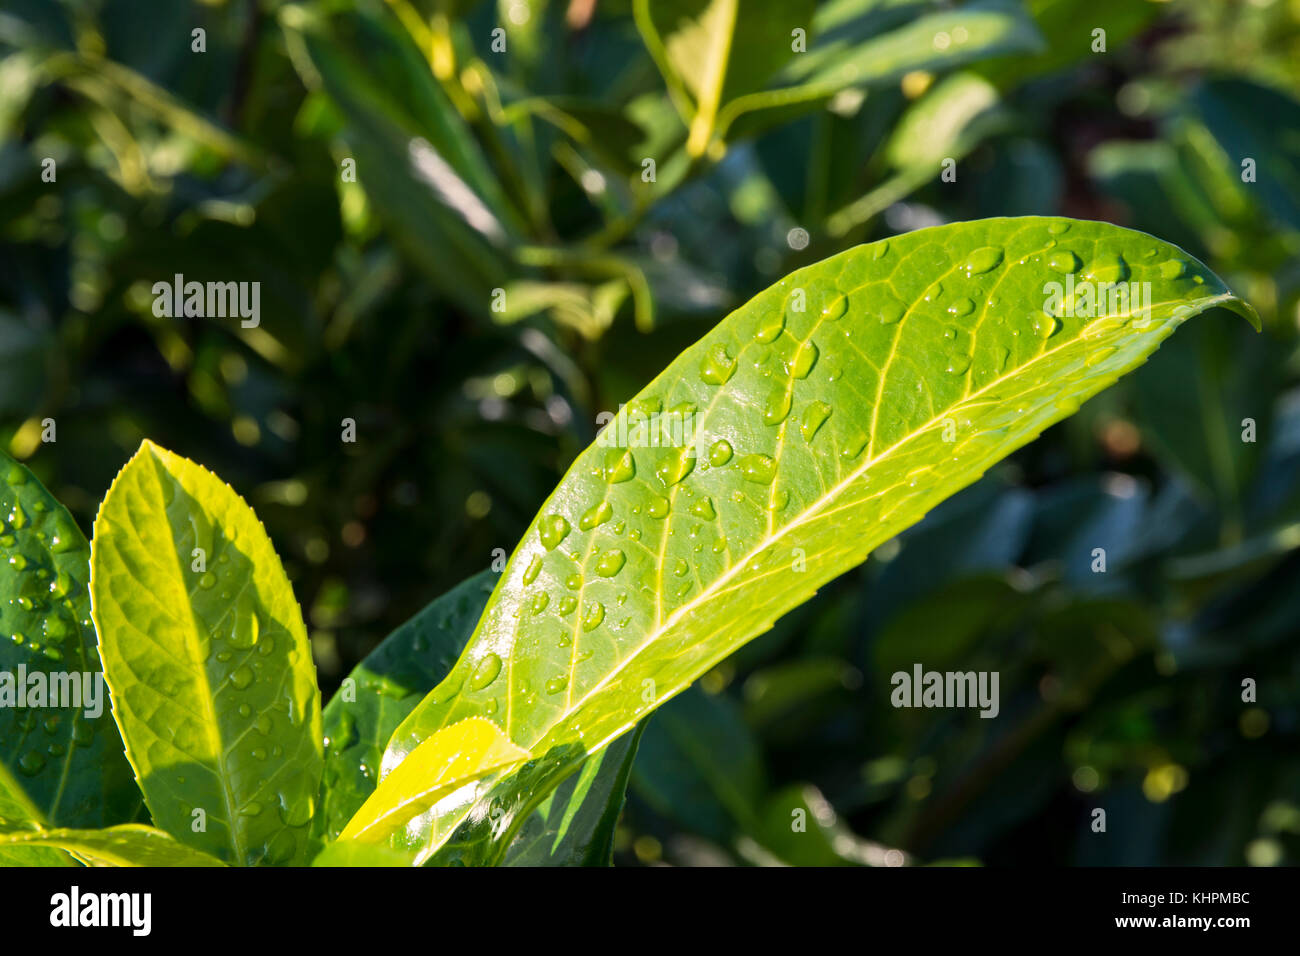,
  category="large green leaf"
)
[0,824,226,866]
[89,441,323,866]
[0,451,141,829]
[318,569,496,841]
[368,216,1254,864]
